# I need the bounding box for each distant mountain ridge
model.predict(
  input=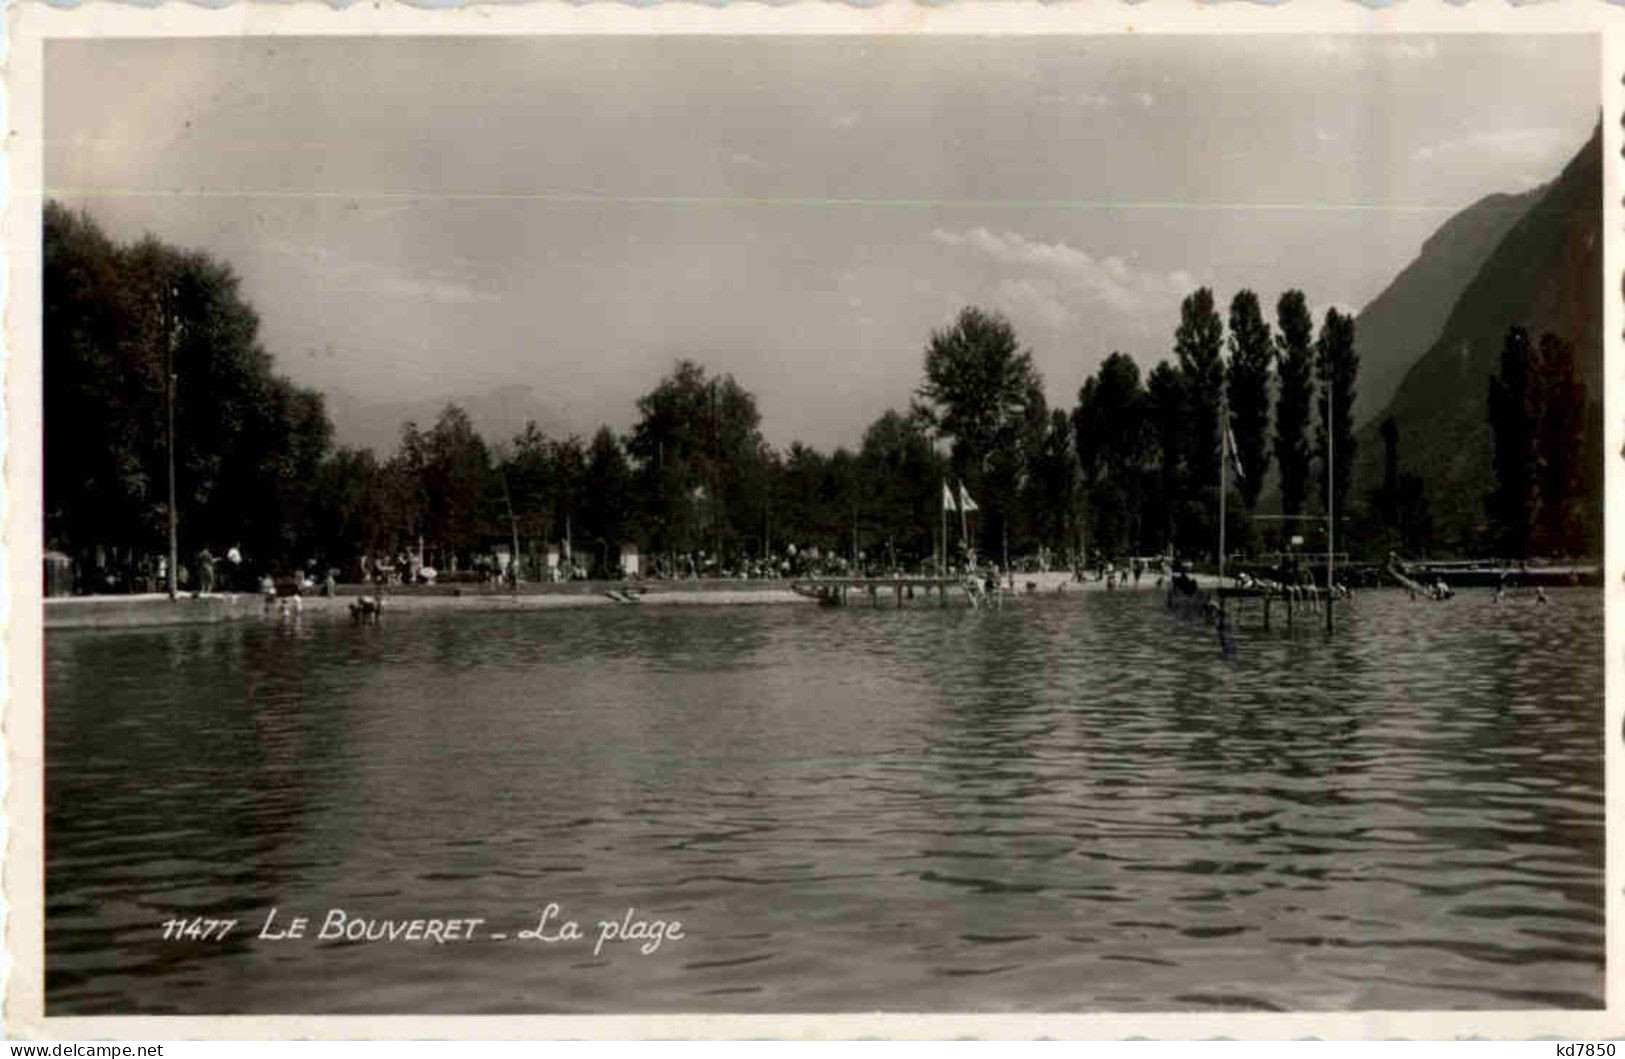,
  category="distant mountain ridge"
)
[1351,187,1540,427]
[1352,123,1602,549]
